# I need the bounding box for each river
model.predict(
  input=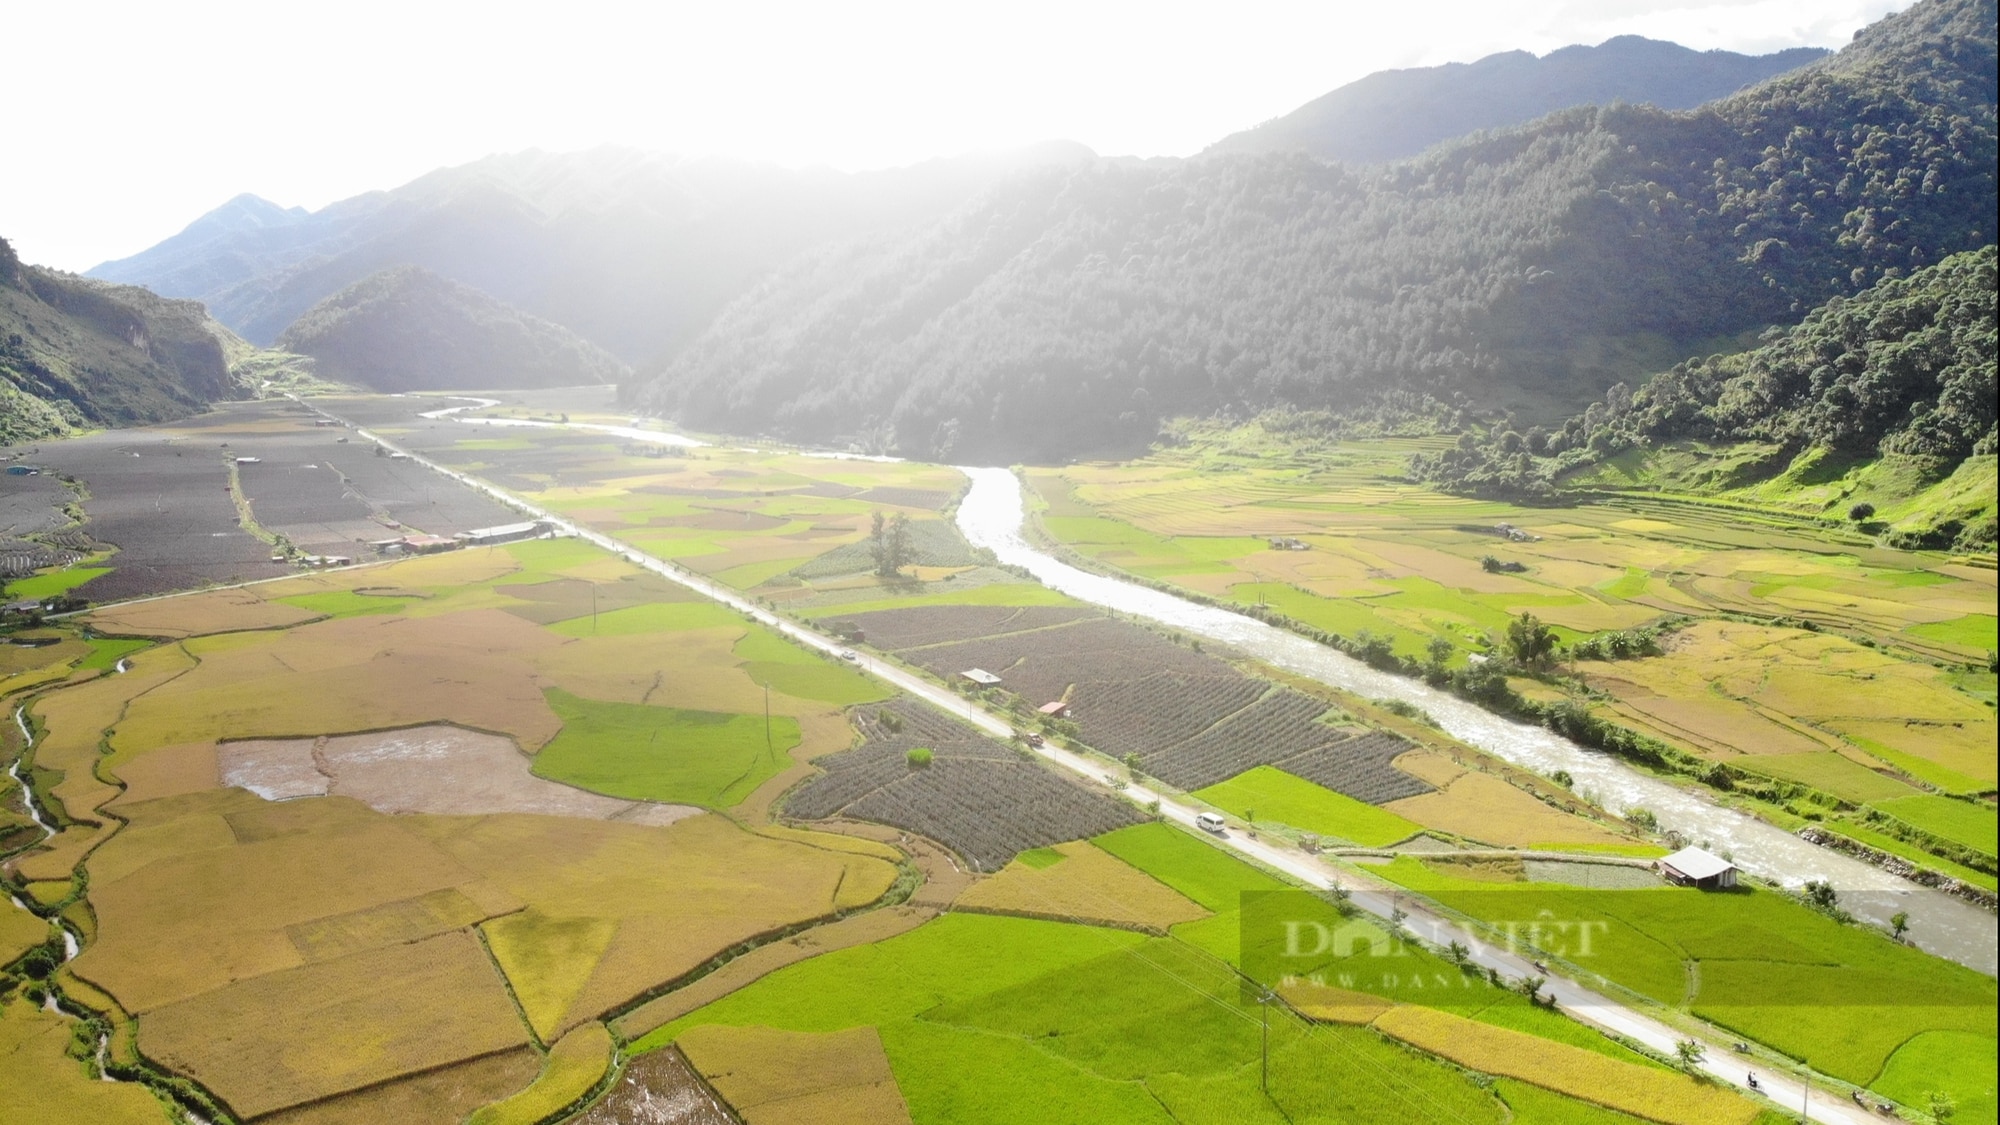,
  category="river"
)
[952,466,1998,975]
